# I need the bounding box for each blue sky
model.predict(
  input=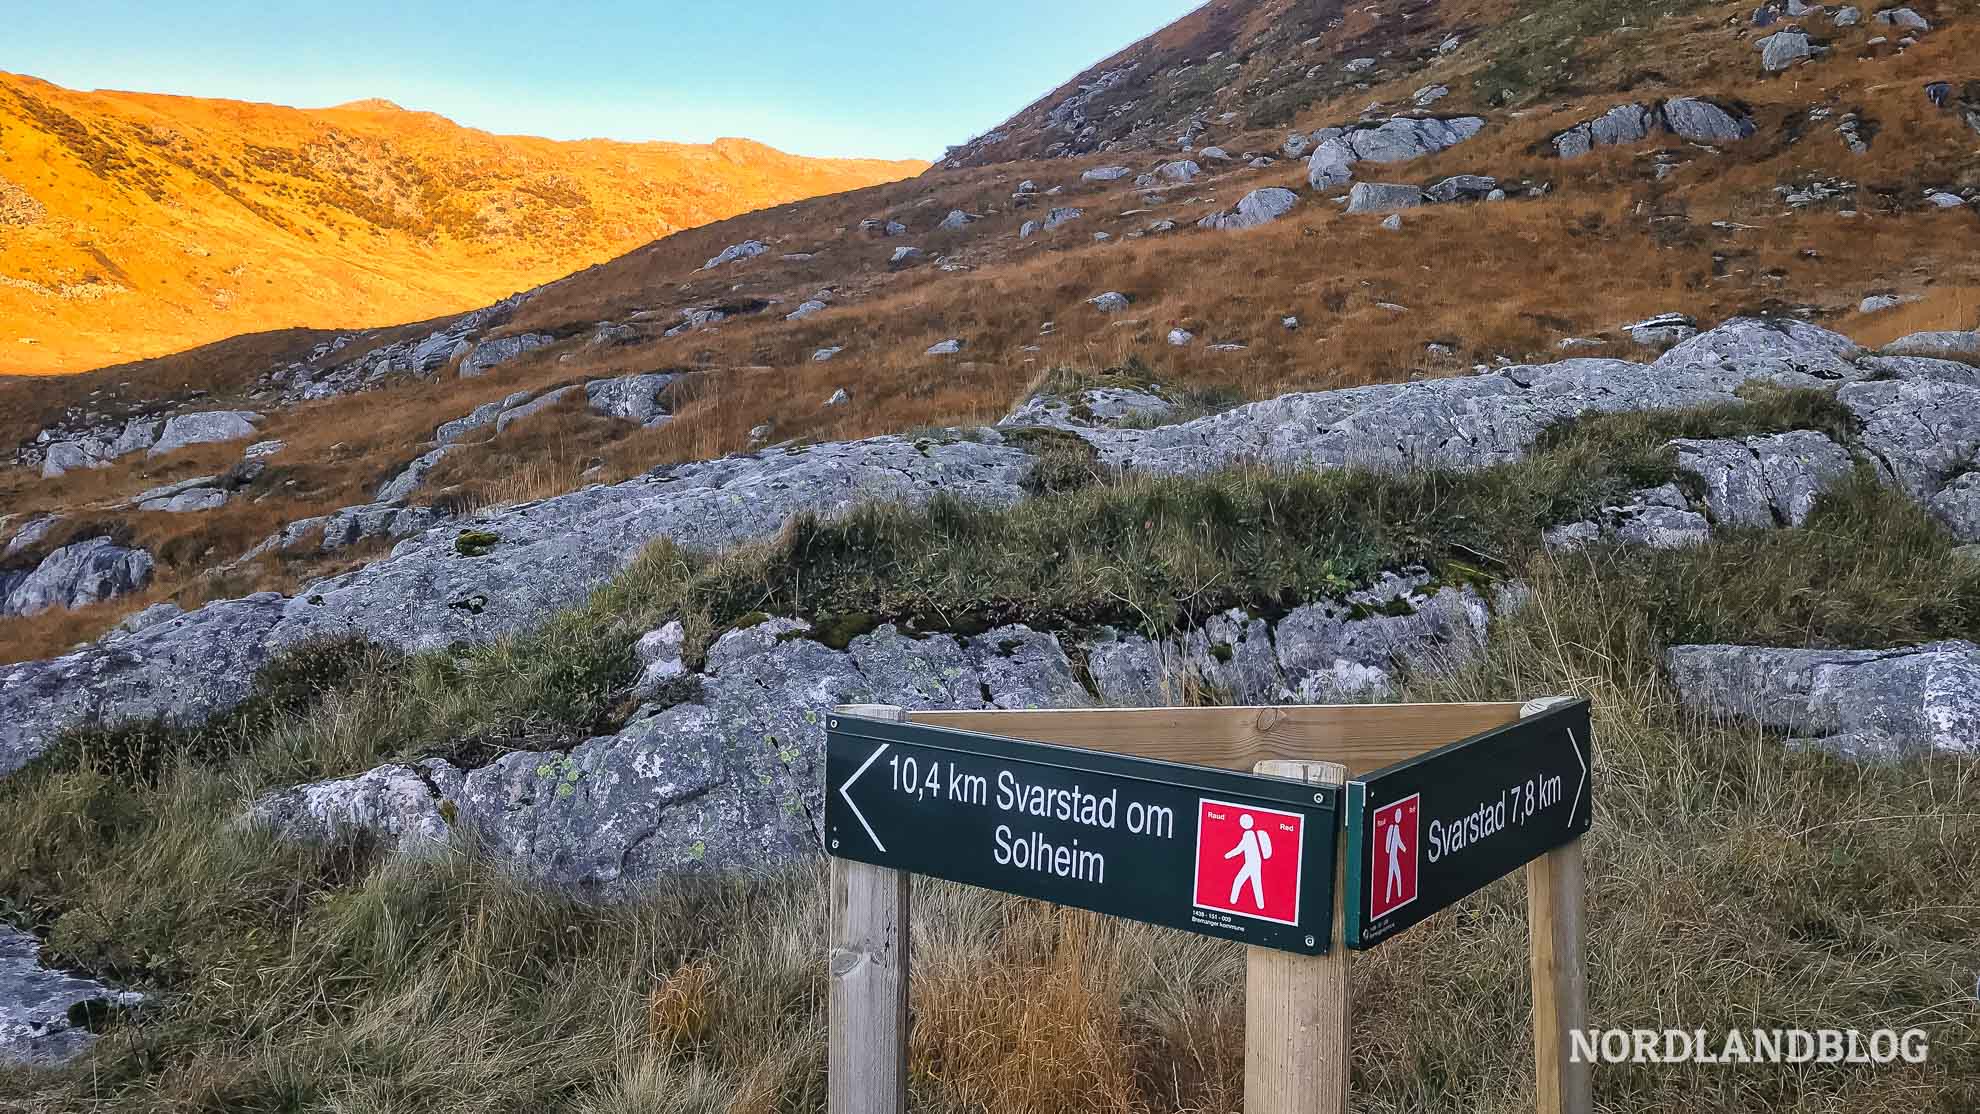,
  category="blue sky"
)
[4,1,1204,161]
